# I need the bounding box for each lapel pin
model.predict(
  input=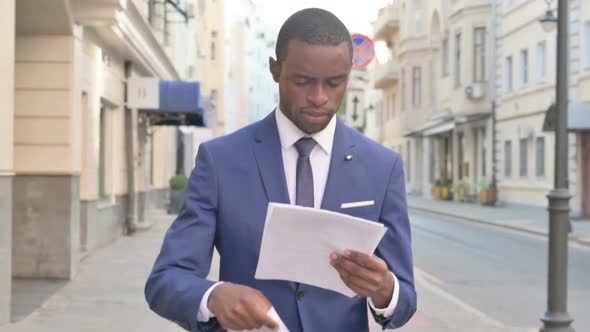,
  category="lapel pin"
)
[345,155,353,161]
